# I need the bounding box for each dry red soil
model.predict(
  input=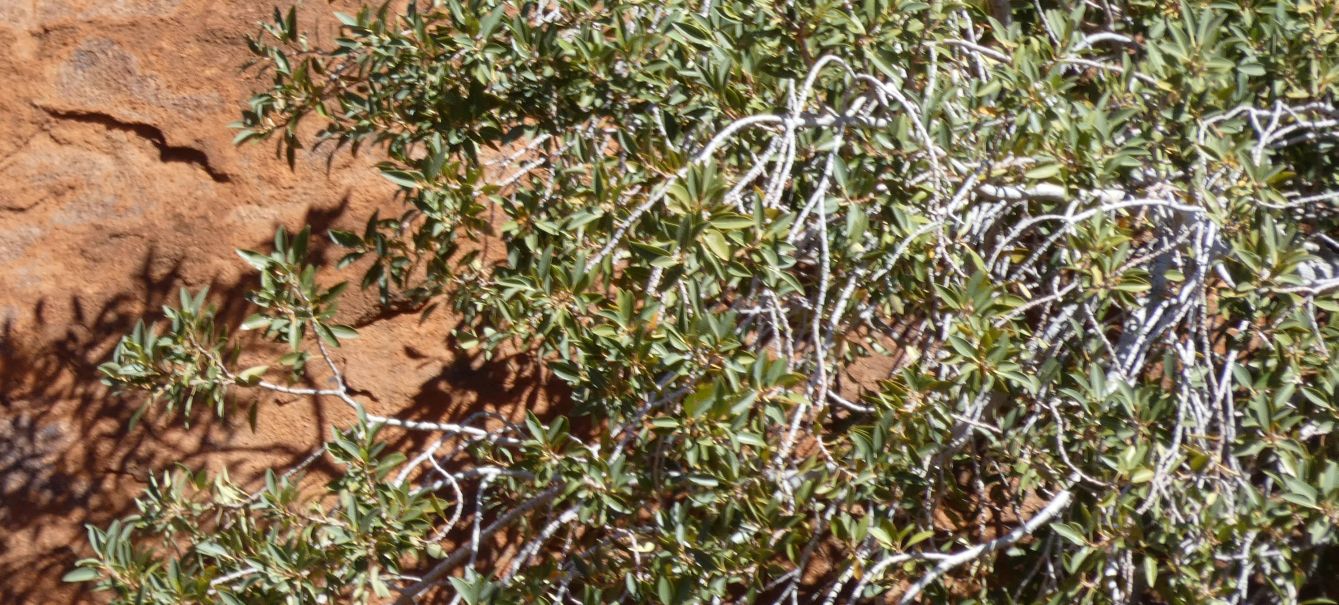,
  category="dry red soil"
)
[0,2,556,602]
